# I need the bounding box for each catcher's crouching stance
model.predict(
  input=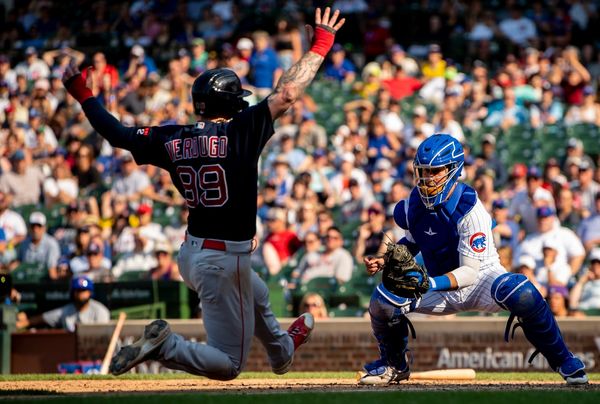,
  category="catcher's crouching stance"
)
[359,134,588,386]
